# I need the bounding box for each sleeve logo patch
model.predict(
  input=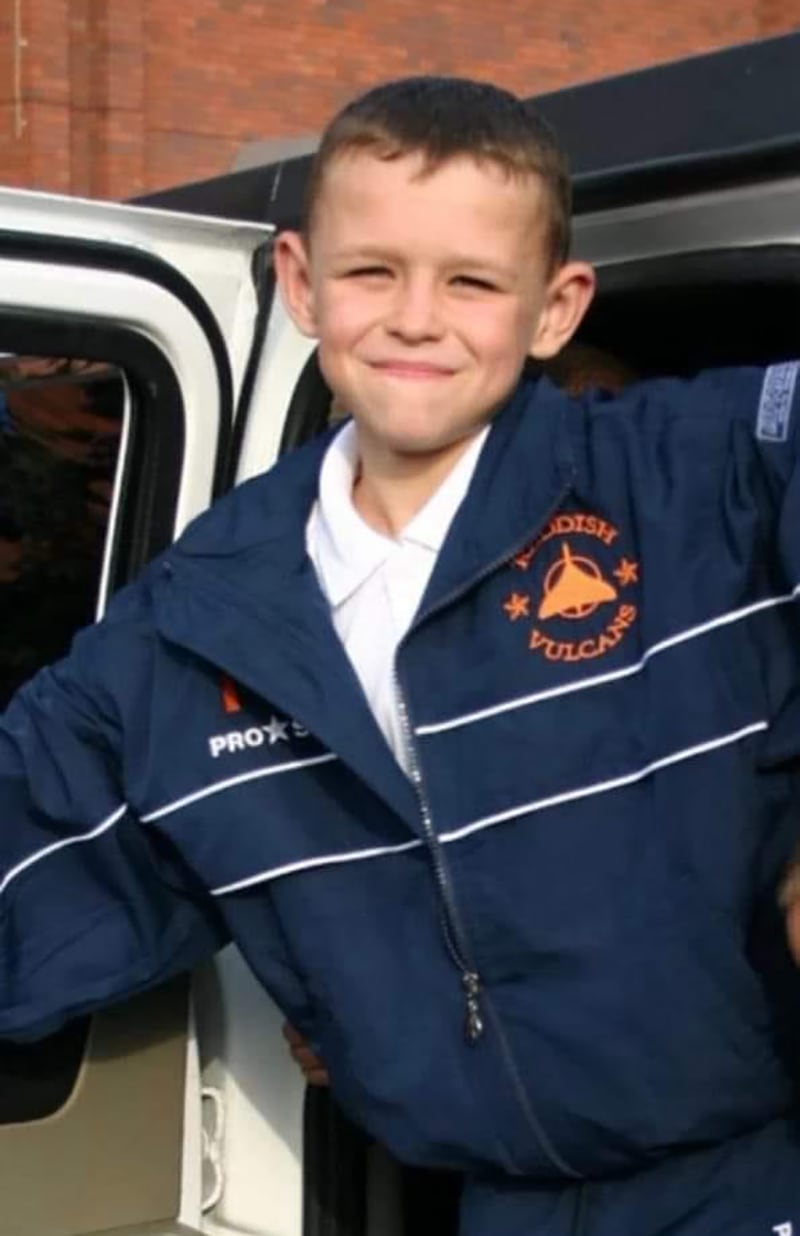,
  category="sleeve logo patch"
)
[756,362,799,442]
[504,511,640,663]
